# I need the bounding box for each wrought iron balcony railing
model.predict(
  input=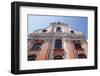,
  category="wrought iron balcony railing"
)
[53,48,64,56]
